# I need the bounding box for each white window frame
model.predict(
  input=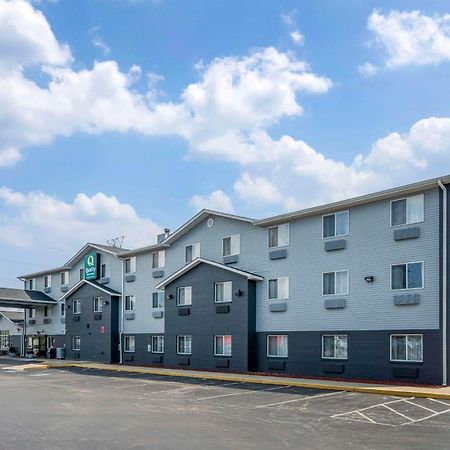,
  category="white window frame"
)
[223,234,240,257]
[93,296,103,313]
[268,223,290,249]
[214,281,233,303]
[268,277,289,300]
[124,336,135,353]
[151,336,164,354]
[79,267,84,281]
[27,278,35,290]
[177,335,192,355]
[214,335,232,356]
[152,251,166,269]
[73,299,81,315]
[125,295,136,312]
[322,335,348,360]
[44,274,52,288]
[185,243,201,263]
[61,271,69,286]
[390,261,424,291]
[47,336,55,349]
[390,334,423,362]
[44,306,49,317]
[152,292,164,309]
[177,286,192,306]
[322,211,349,239]
[390,194,424,227]
[322,270,349,296]
[60,301,65,317]
[72,336,81,351]
[100,263,110,279]
[267,335,288,358]
[29,306,35,319]
[124,257,136,274]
